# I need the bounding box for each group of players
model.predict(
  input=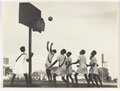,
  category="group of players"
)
[10,41,102,87]
[45,41,102,87]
